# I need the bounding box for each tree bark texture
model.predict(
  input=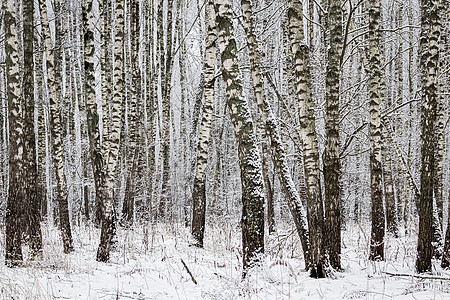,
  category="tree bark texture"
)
[83,0,106,228]
[324,0,342,270]
[416,0,441,273]
[159,0,175,220]
[242,0,311,269]
[368,0,385,261]
[97,0,125,262]
[191,0,216,247]
[214,0,265,271]
[4,0,24,266]
[288,0,324,276]
[23,0,43,256]
[43,0,73,253]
